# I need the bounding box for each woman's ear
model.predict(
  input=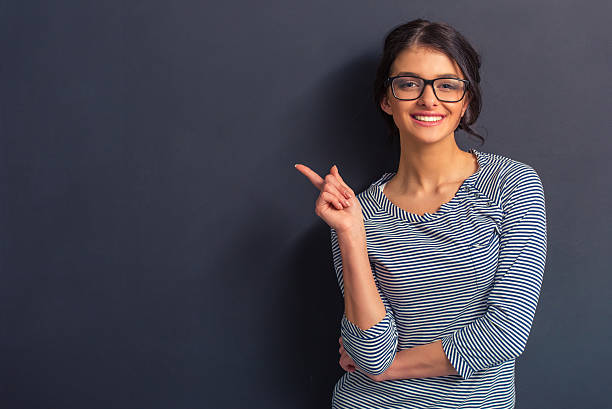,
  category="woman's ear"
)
[461,96,471,118]
[380,94,393,116]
